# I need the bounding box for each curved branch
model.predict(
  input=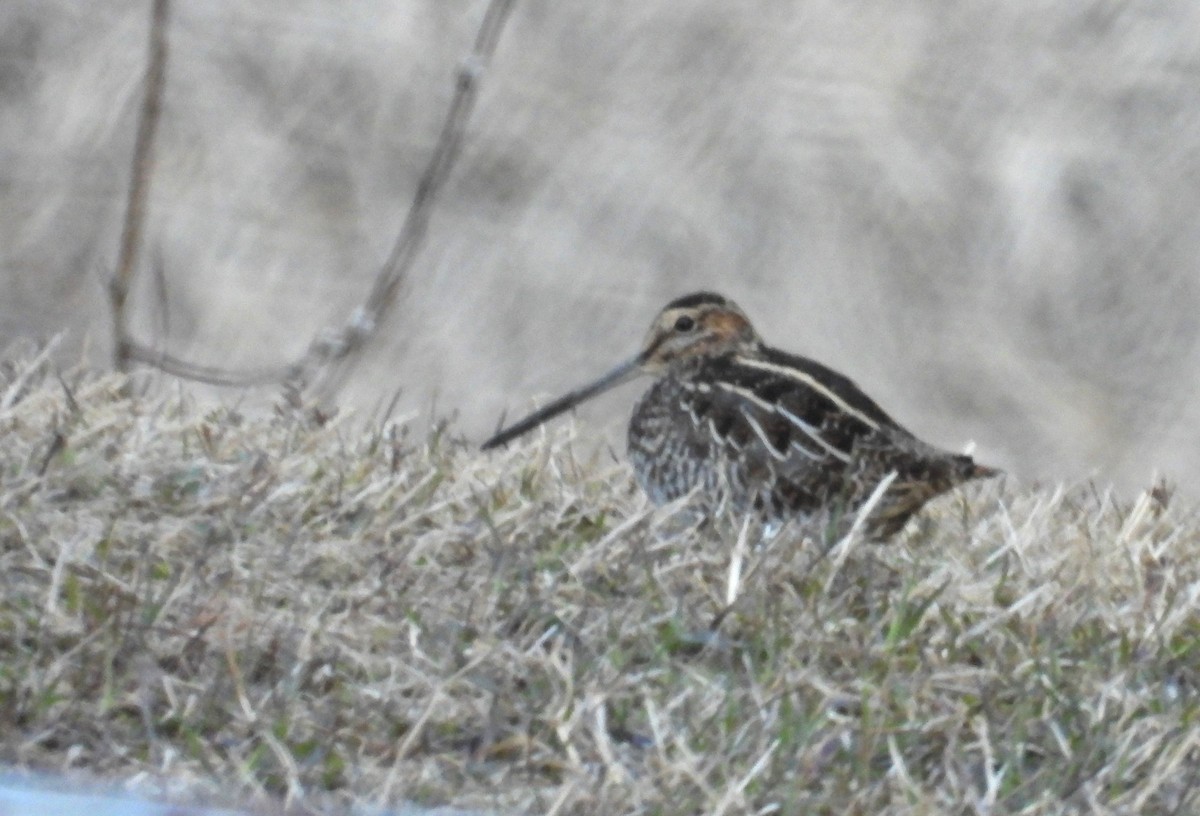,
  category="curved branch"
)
[121,0,520,401]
